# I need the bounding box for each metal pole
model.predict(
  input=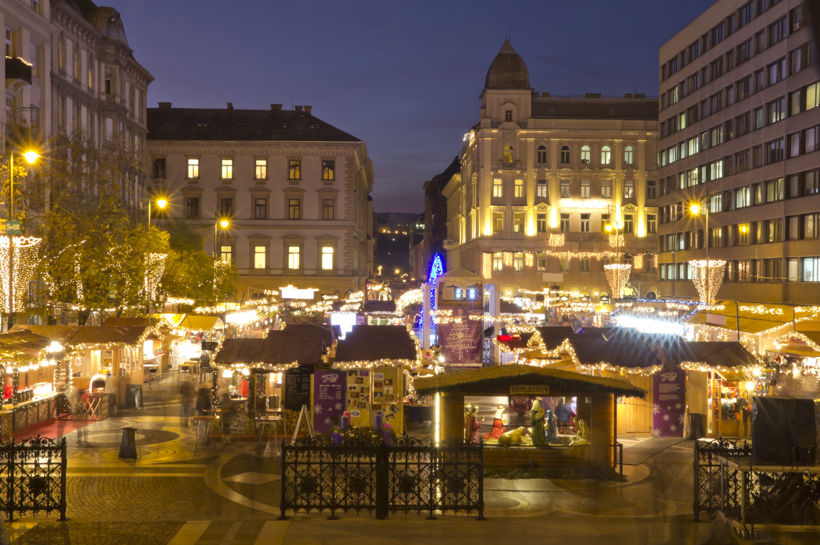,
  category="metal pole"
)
[7,153,14,332]
[147,202,152,327]
[704,206,710,304]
